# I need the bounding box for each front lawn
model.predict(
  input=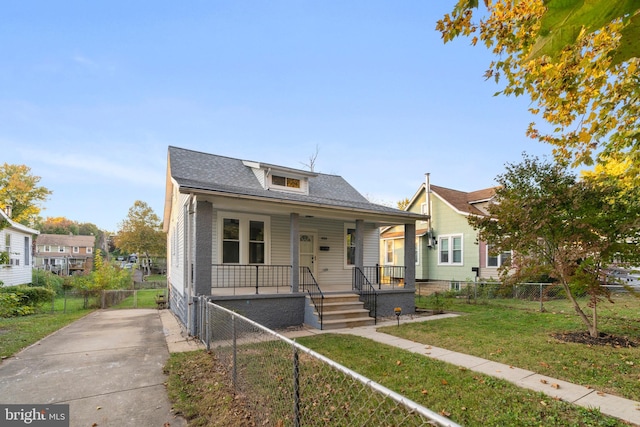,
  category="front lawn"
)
[382,292,640,401]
